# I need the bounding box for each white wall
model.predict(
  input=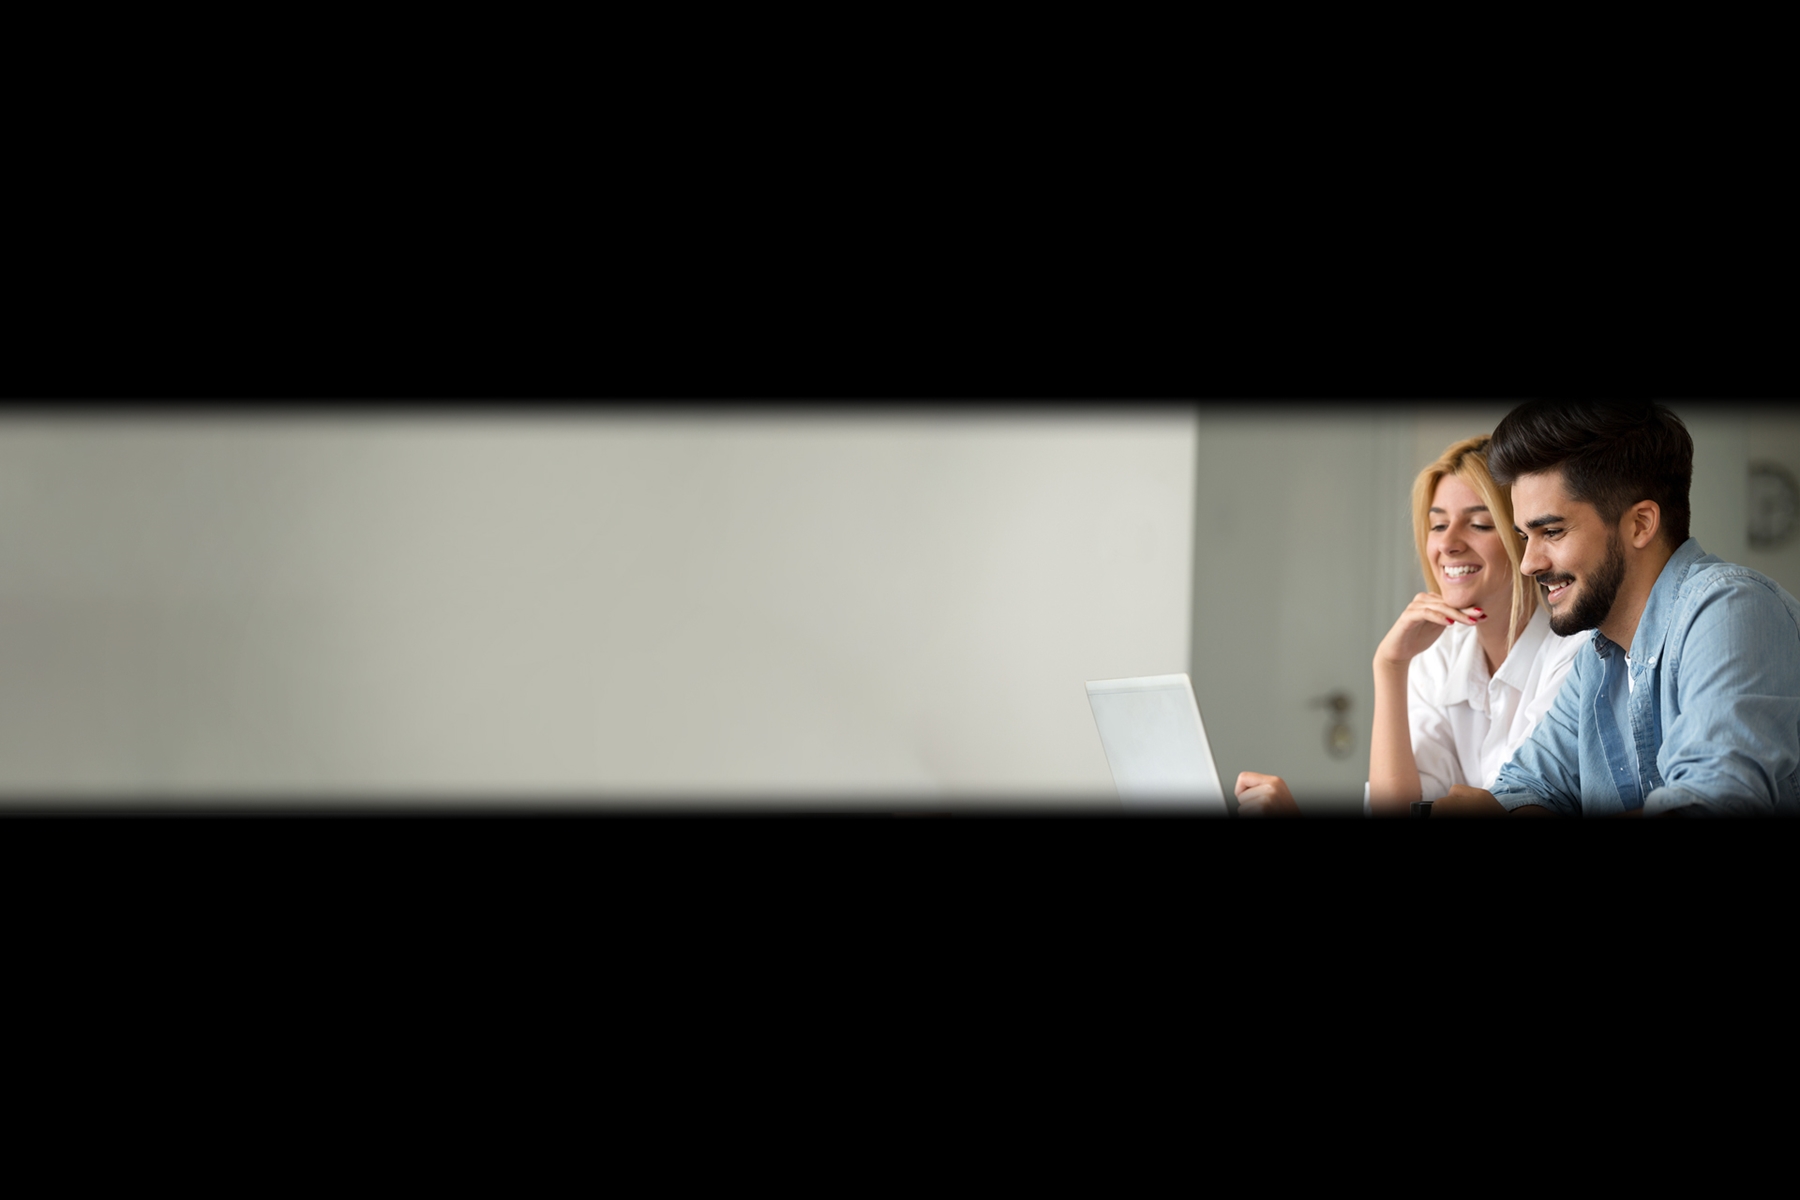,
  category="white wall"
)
[1189,408,1425,812]
[0,413,1197,803]
[1738,409,1800,595]
[1673,404,1749,568]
